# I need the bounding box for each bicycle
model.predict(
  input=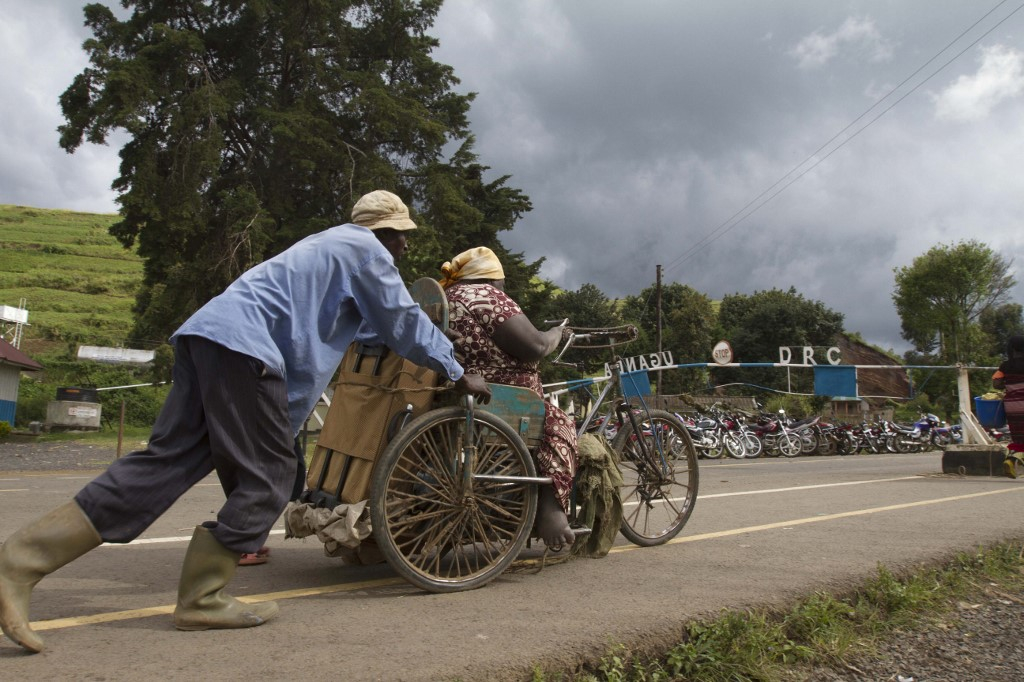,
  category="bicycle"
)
[553,325,700,547]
